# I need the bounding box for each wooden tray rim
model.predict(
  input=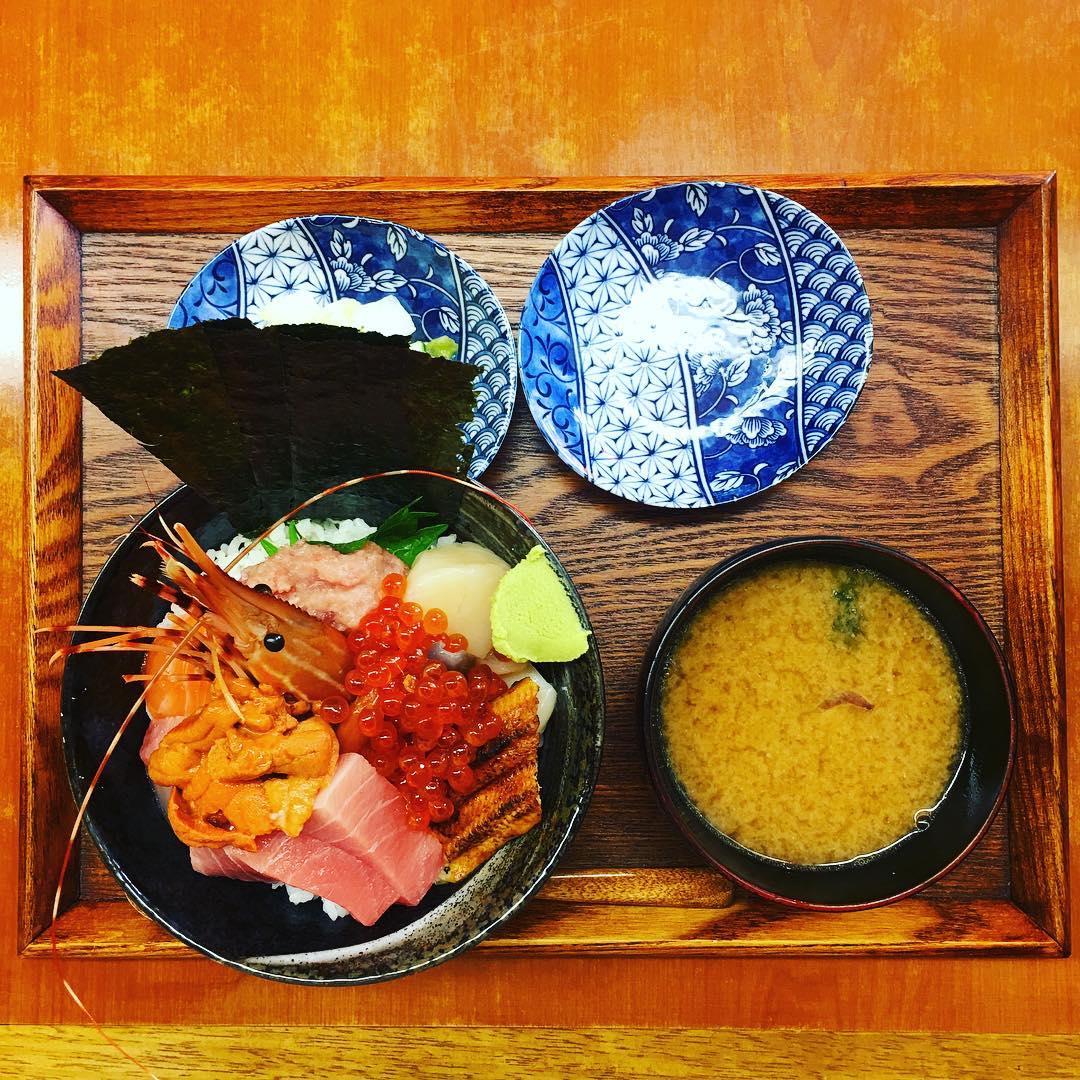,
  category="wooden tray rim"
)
[22,172,1067,960]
